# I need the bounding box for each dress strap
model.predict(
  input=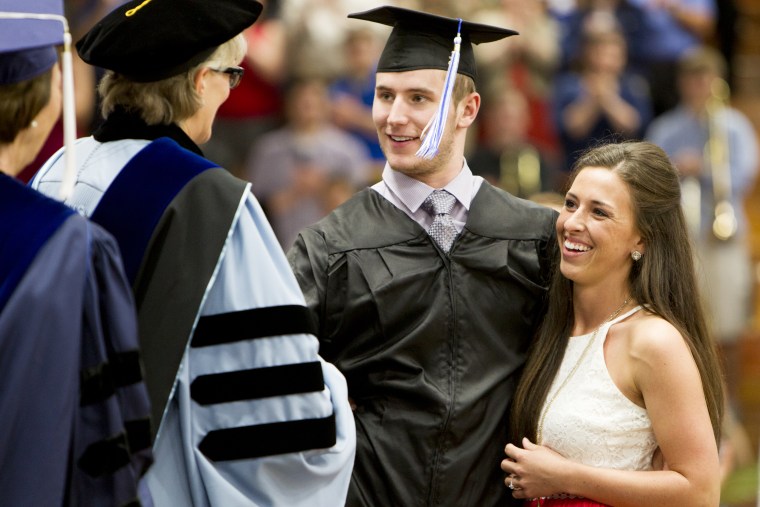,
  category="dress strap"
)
[606,305,643,326]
